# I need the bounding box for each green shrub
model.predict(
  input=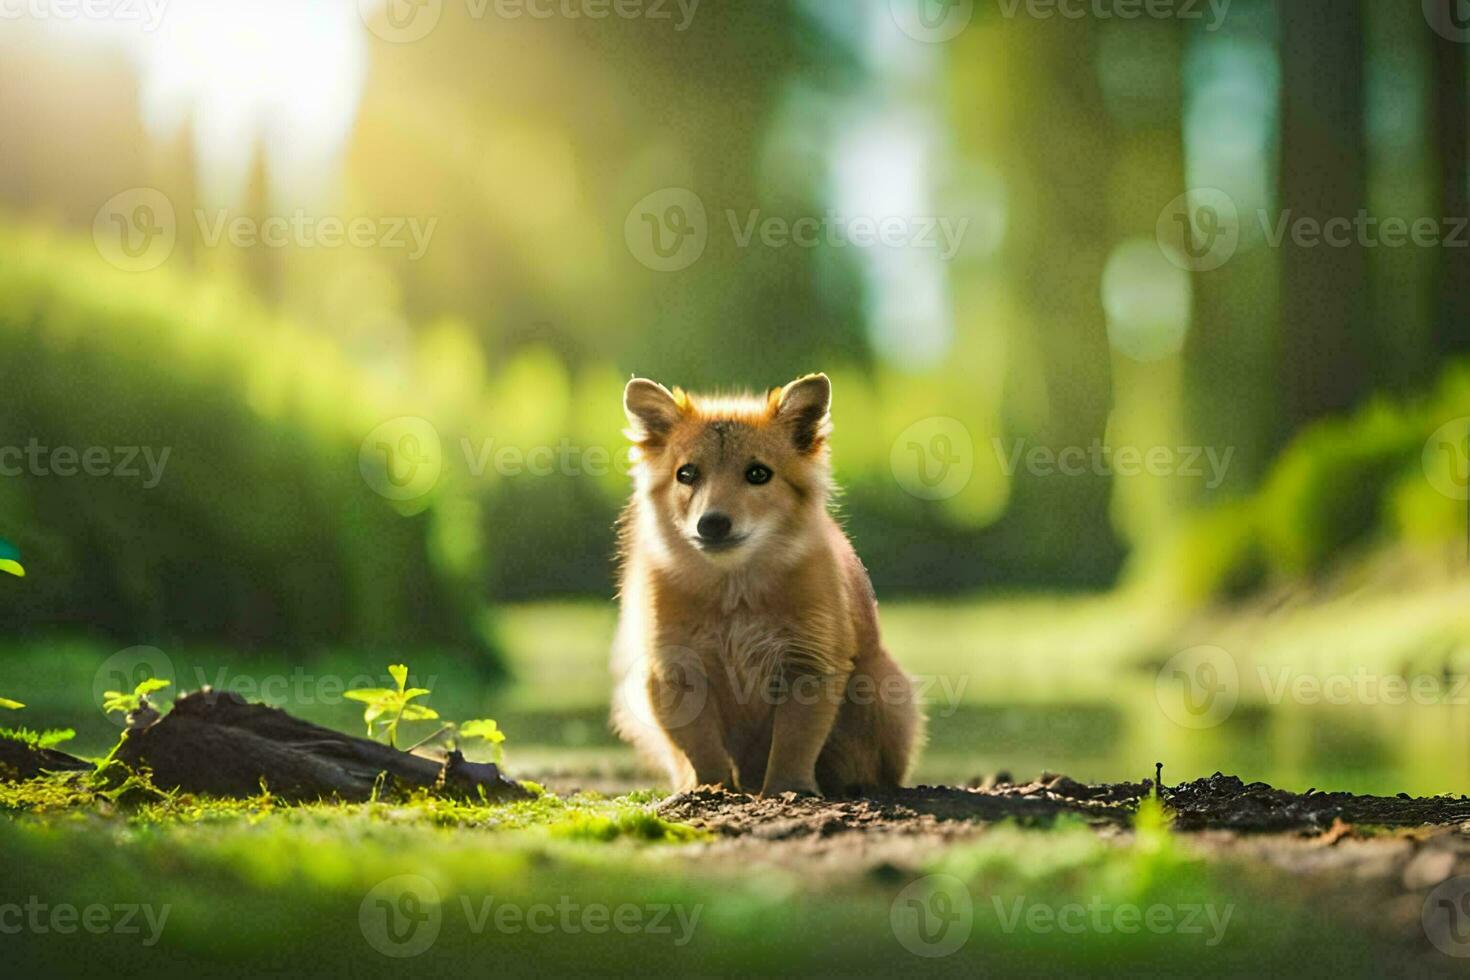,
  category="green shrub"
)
[0,228,498,665]
[1126,501,1265,606]
[1253,399,1427,575]
[1131,364,1470,603]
